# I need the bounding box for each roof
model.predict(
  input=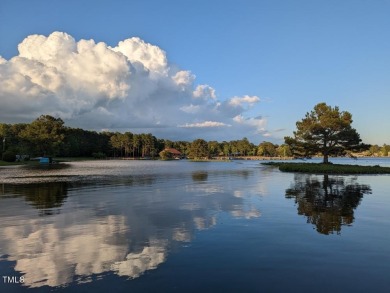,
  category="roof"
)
[164,148,181,155]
